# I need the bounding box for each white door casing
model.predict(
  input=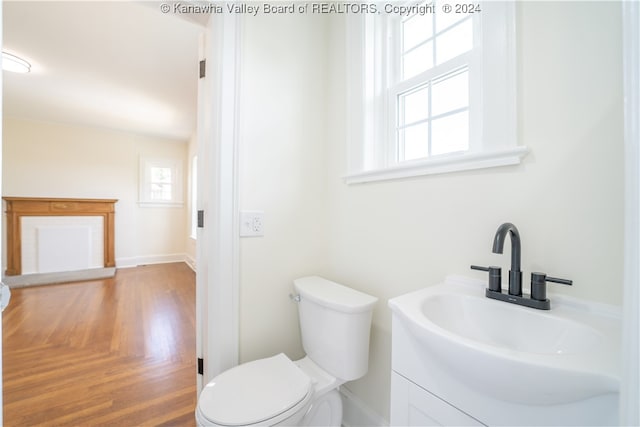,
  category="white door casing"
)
[195,10,241,392]
[622,2,640,425]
